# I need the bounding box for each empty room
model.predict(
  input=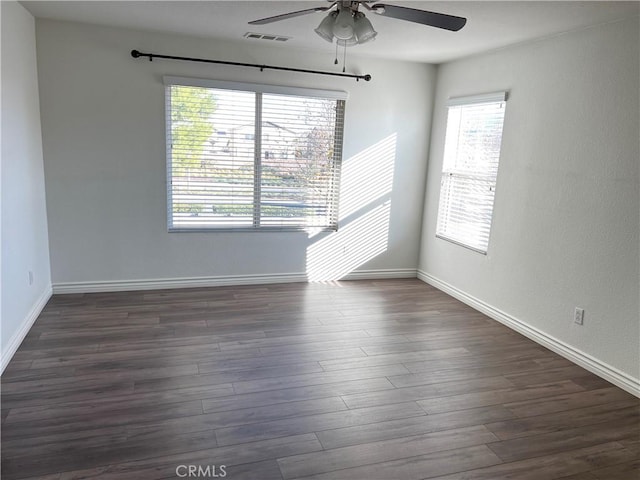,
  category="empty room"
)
[1,1,639,479]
